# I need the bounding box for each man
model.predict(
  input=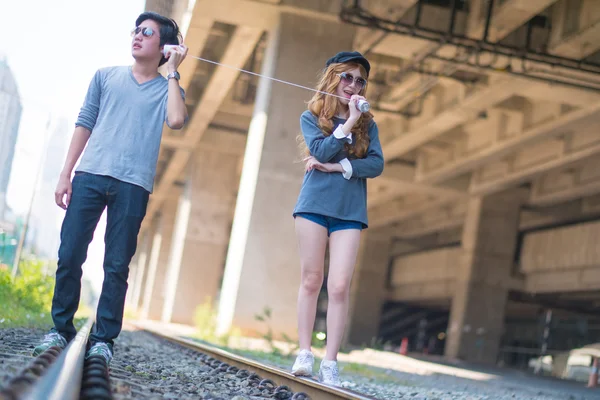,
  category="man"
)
[33,11,188,365]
